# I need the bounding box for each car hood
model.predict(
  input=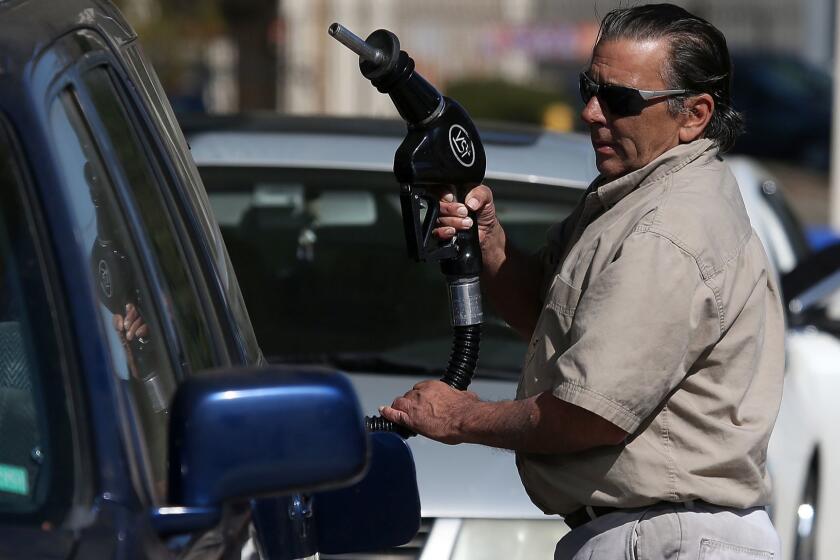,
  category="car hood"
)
[348,372,548,519]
